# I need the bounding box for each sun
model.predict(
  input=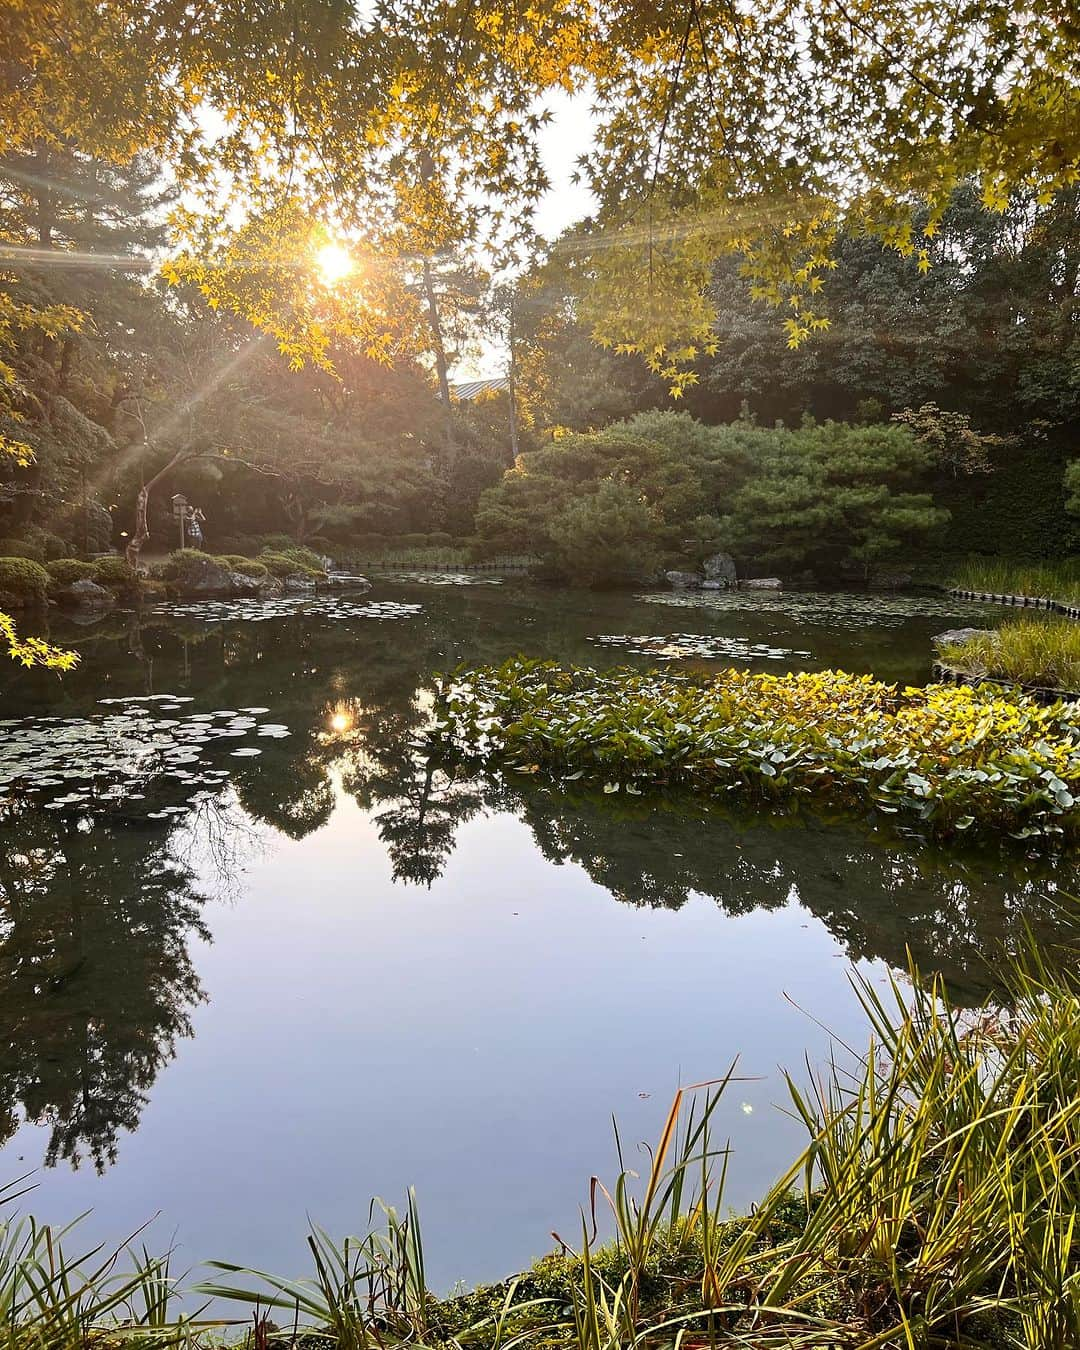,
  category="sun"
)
[314,242,354,287]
